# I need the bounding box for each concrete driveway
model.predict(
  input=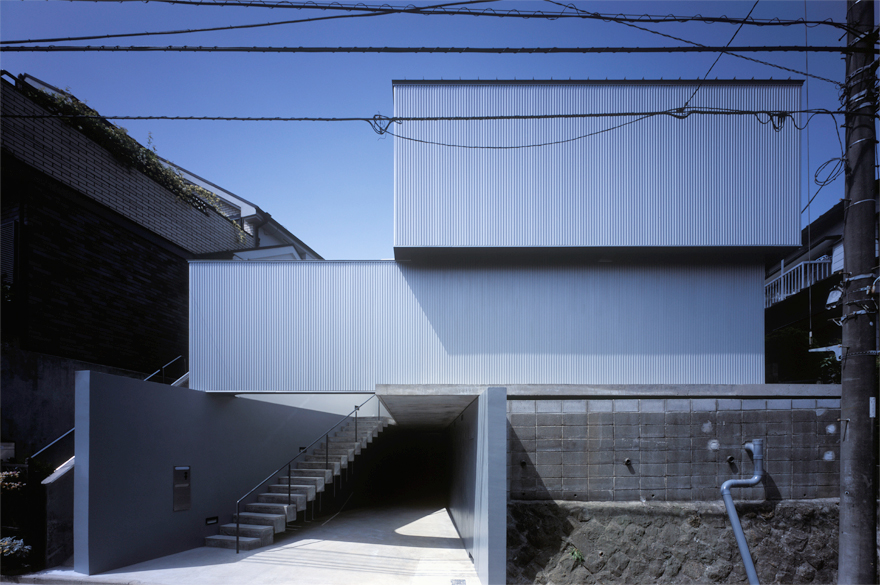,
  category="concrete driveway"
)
[8,504,480,585]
